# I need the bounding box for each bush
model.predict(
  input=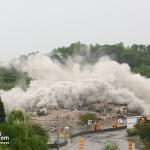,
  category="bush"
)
[126,128,137,137]
[103,141,119,150]
[0,110,48,150]
[135,121,150,149]
[7,110,25,124]
[0,146,12,150]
